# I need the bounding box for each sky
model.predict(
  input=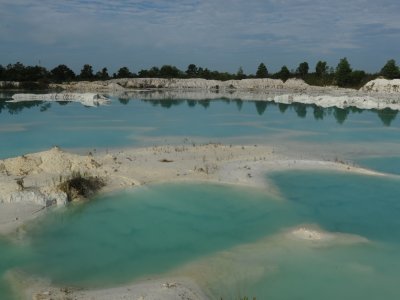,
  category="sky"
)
[1,0,399,74]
